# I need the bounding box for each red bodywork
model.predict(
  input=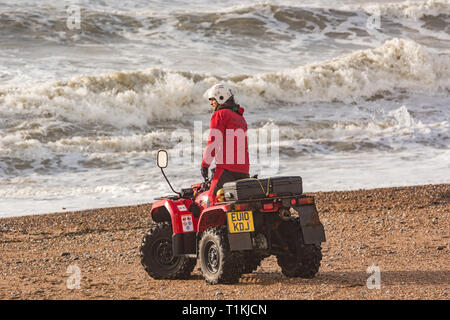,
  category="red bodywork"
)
[150,184,231,236]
